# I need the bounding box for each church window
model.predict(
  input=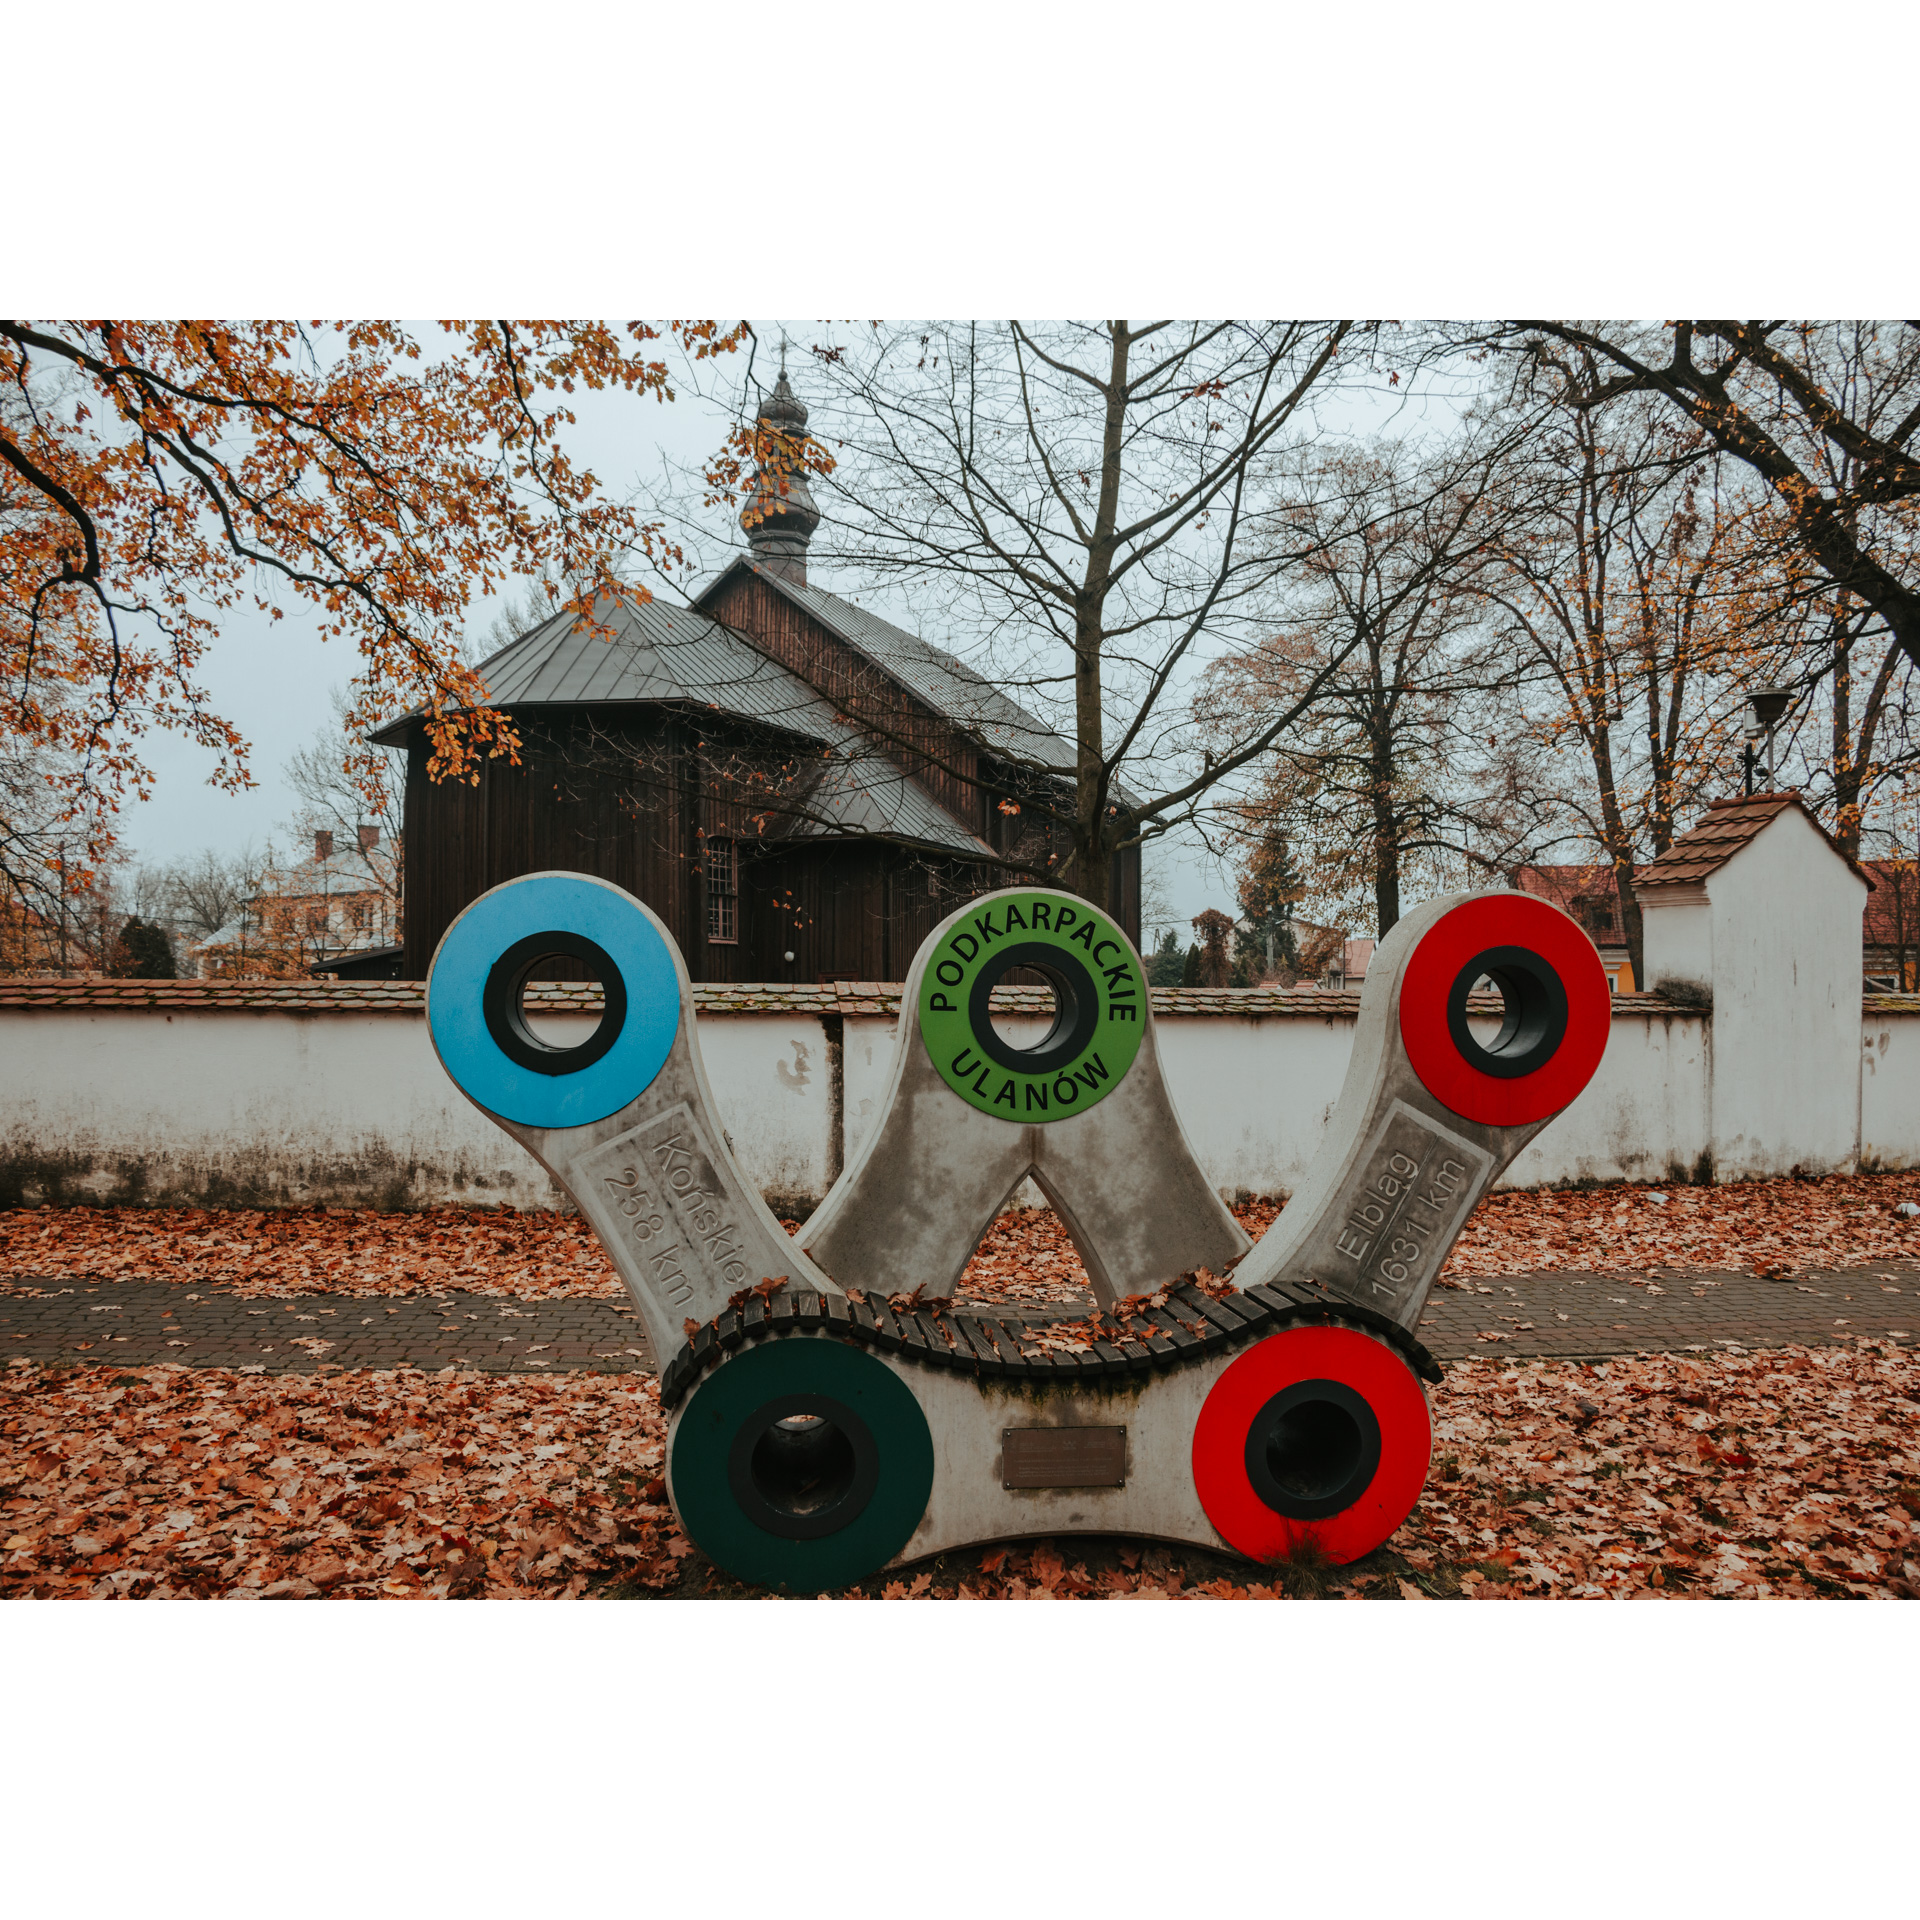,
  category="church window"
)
[707,839,738,943]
